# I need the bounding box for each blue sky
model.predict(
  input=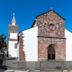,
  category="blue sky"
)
[0,0,72,38]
